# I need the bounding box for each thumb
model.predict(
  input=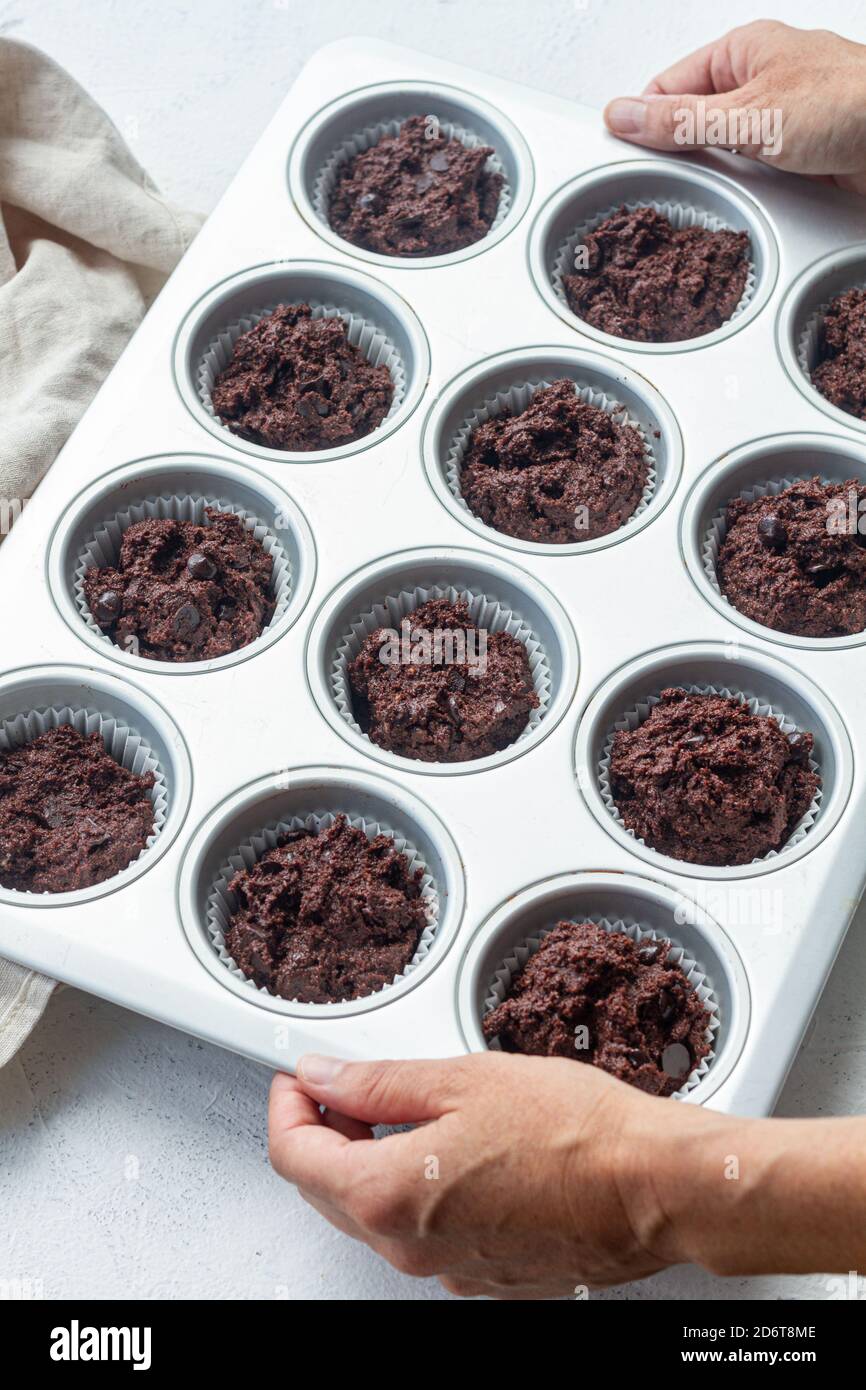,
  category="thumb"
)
[296,1053,469,1125]
[605,91,755,156]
